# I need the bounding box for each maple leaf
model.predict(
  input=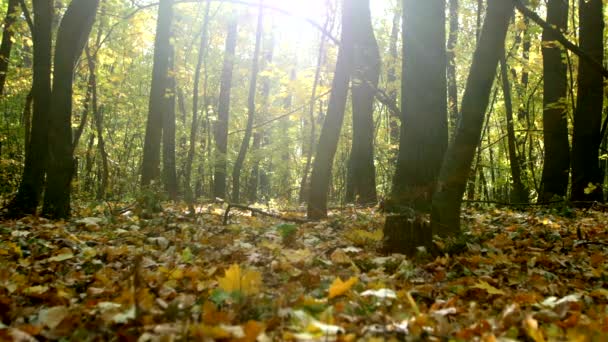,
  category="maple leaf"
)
[217,264,261,295]
[328,276,358,299]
